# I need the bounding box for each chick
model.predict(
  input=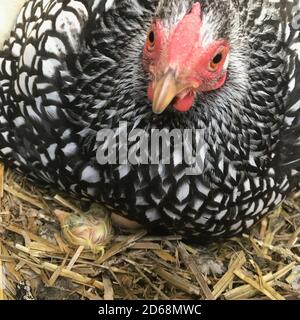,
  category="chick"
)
[55,204,113,256]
